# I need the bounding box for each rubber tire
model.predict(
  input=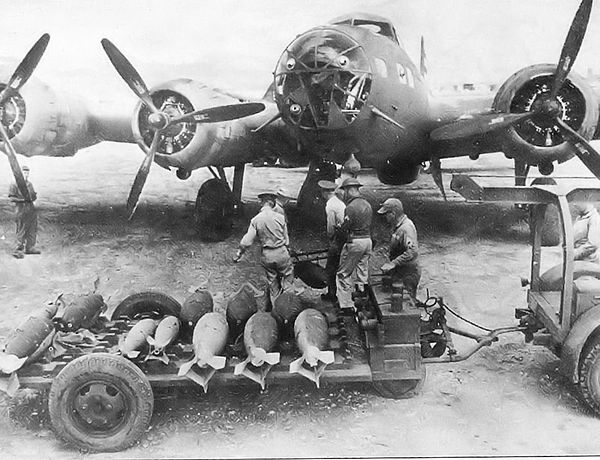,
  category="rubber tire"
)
[48,353,154,452]
[111,291,181,320]
[372,366,426,400]
[194,178,235,242]
[579,341,600,416]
